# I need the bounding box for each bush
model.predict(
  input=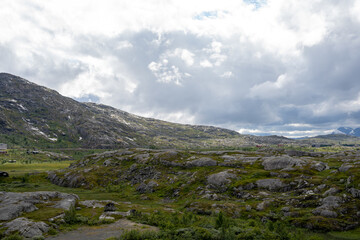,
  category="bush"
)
[64,205,78,224]
[2,233,23,240]
[117,230,160,240]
